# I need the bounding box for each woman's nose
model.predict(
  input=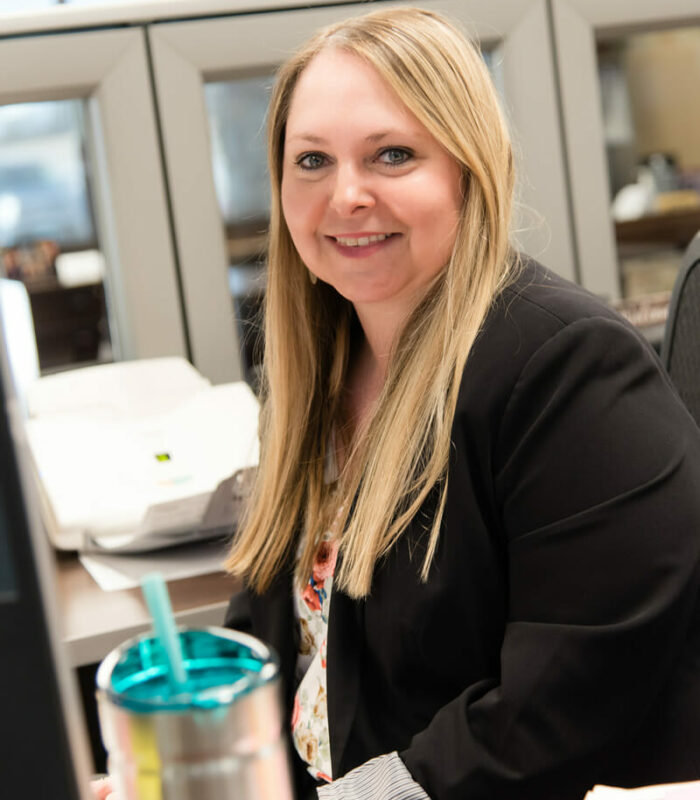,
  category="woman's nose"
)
[329,164,375,216]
